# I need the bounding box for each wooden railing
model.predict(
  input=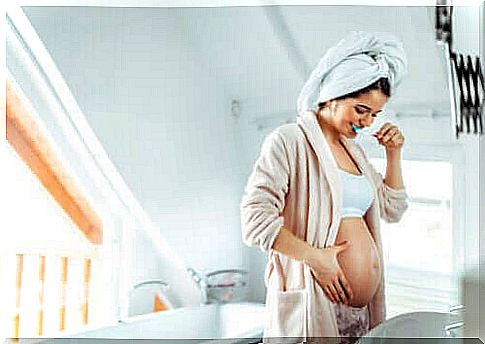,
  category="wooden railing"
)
[13,254,23,338]
[2,246,99,339]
